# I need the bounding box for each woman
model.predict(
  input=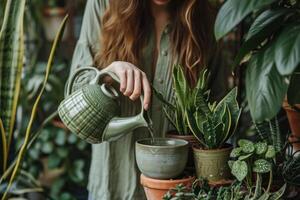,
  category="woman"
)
[69,0,220,199]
